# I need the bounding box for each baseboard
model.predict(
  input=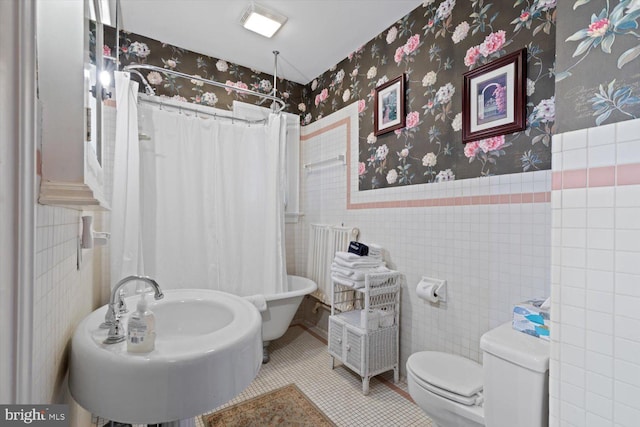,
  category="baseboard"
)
[302,321,328,341]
